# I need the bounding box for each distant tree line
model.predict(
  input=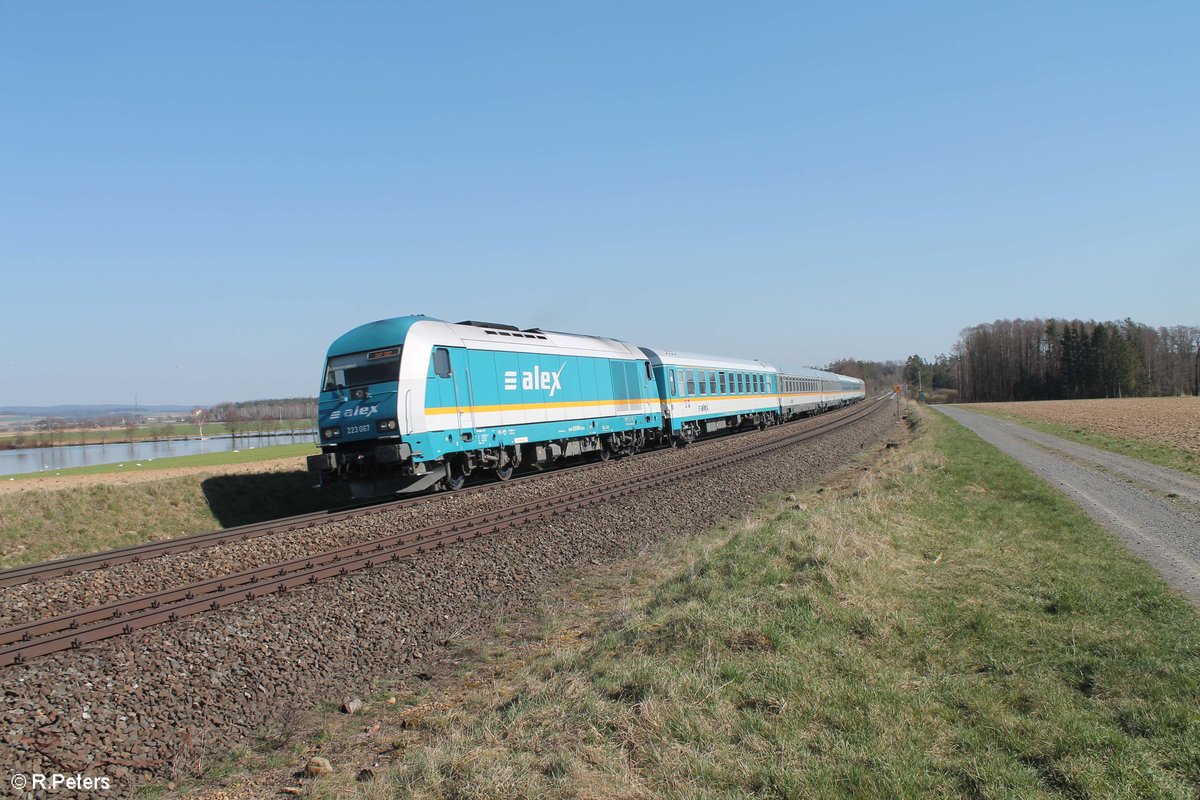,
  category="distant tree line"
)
[954,318,1200,403]
[210,397,316,422]
[824,358,907,395]
[210,398,317,437]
